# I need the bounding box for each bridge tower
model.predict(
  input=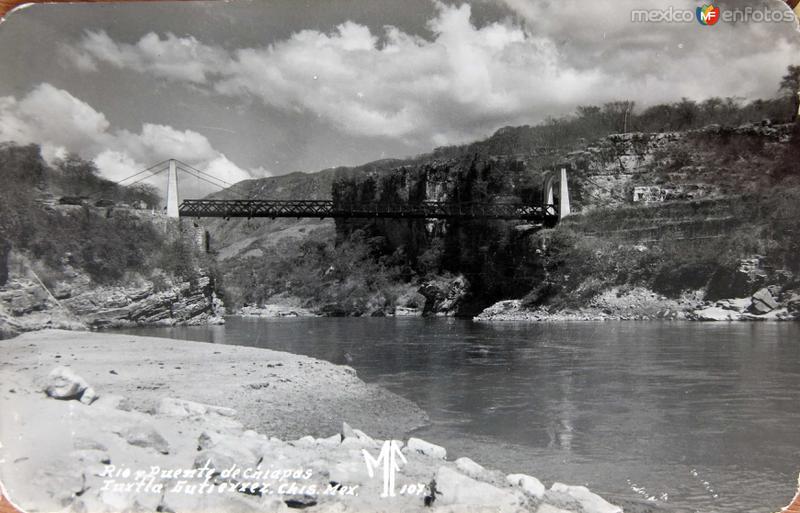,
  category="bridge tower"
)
[543,167,571,220]
[166,159,179,219]
[558,167,571,219]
